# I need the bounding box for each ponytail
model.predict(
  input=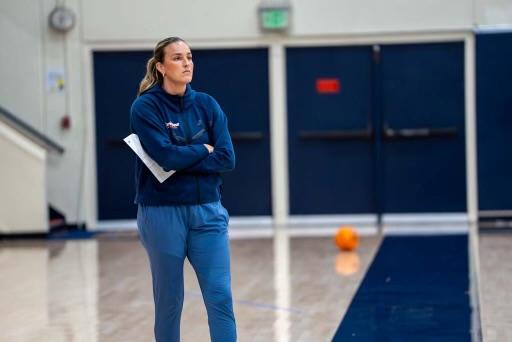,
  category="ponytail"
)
[138,57,161,95]
[137,36,187,96]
